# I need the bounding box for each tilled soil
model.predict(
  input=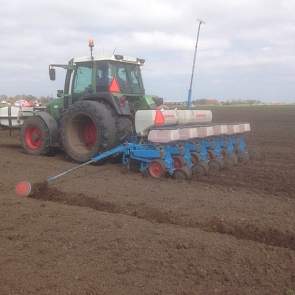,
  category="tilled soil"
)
[0,106,295,295]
